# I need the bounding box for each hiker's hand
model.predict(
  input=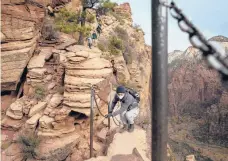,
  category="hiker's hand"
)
[105,113,112,118]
